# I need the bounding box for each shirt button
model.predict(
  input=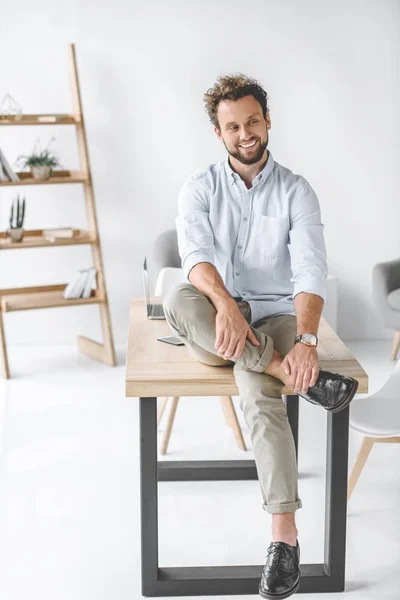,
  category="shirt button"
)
[237,245,242,250]
[243,217,248,222]
[235,272,239,276]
